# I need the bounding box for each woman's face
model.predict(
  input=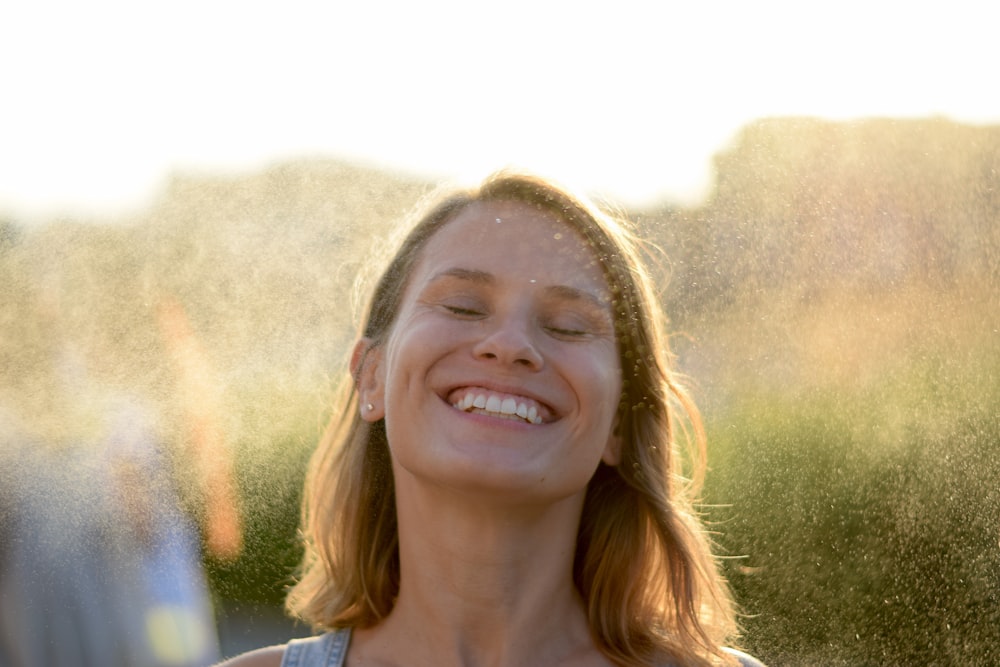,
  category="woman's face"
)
[365,200,622,504]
